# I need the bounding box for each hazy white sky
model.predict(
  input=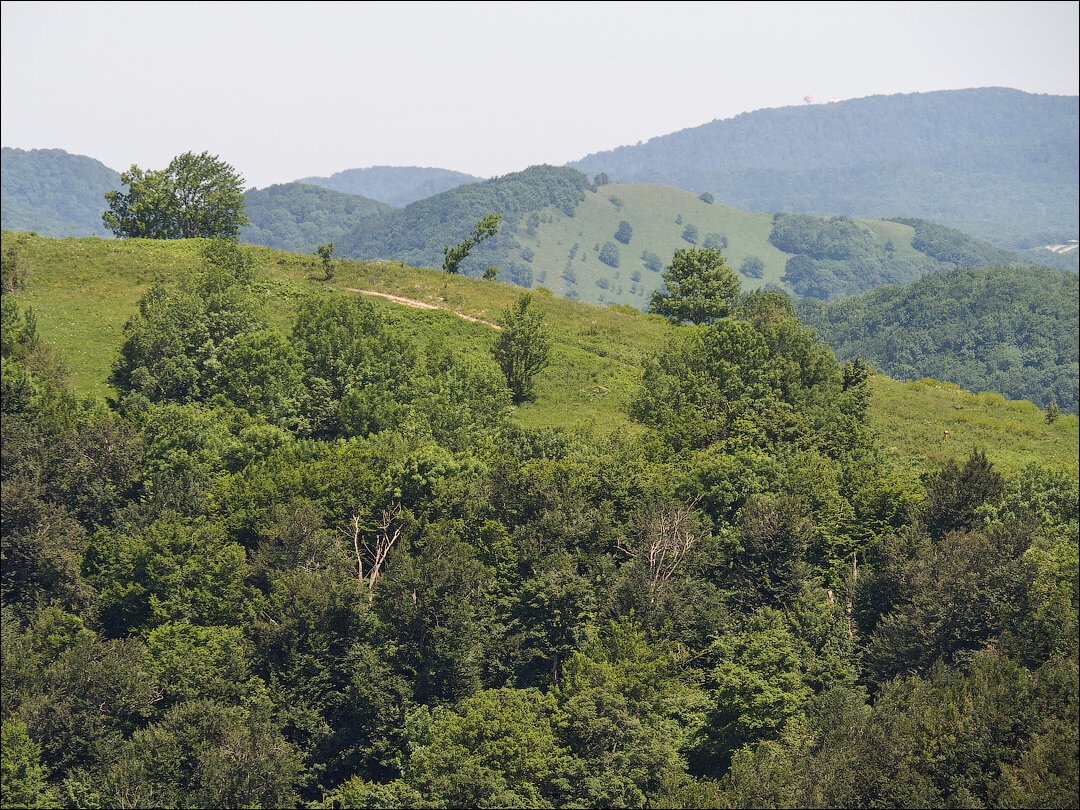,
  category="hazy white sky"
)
[2,1,1077,189]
